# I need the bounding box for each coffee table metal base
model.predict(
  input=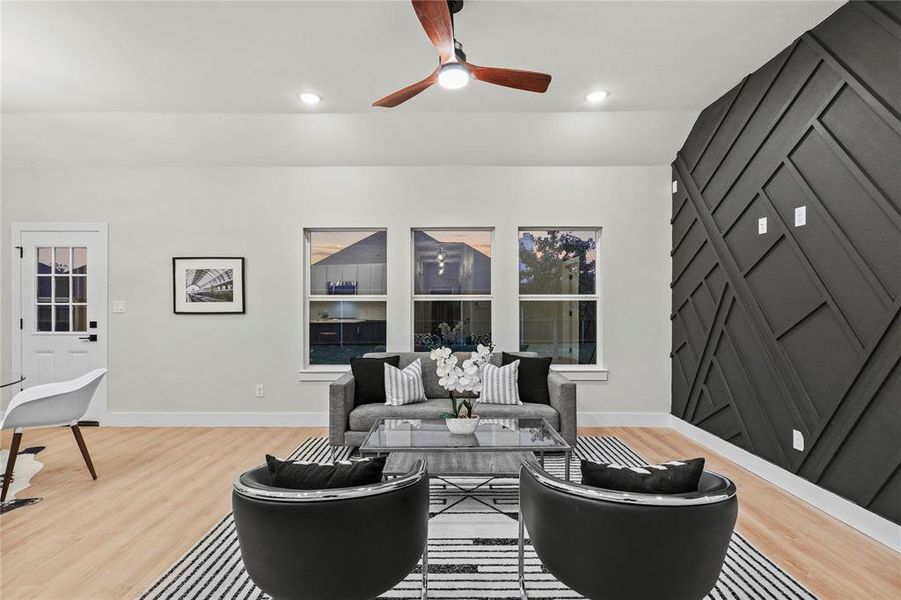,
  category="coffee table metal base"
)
[383,450,571,480]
